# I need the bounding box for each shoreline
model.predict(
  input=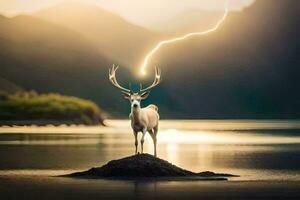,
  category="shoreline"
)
[0,120,104,126]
